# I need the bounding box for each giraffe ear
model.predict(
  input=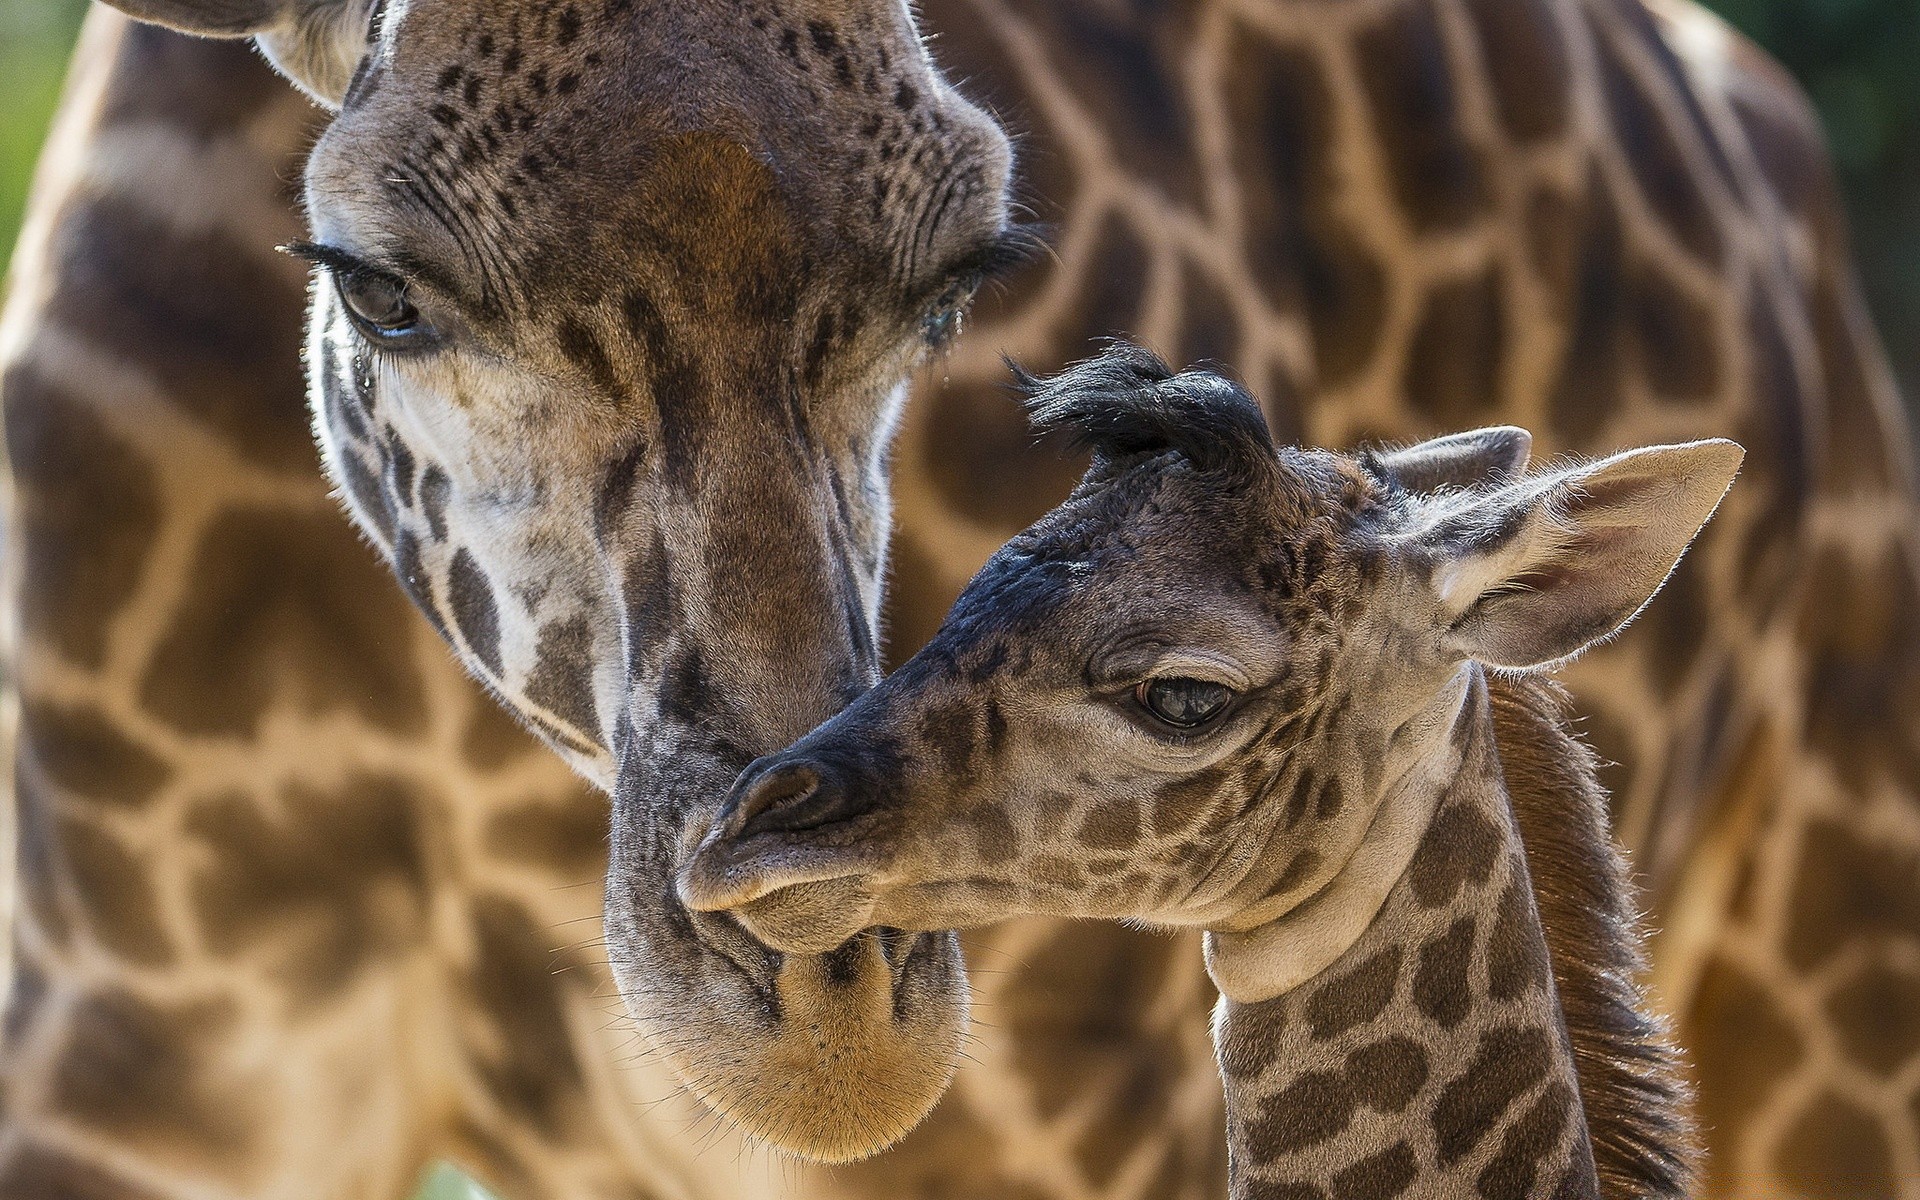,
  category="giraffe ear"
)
[100,0,376,106]
[1414,439,1743,670]
[1372,427,1532,493]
